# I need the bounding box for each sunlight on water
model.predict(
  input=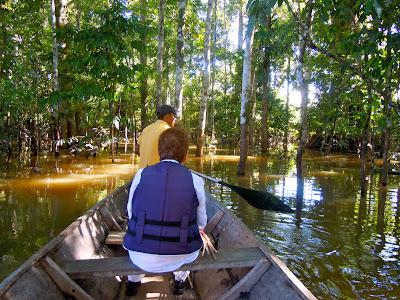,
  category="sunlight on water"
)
[272,177,323,203]
[0,153,136,283]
